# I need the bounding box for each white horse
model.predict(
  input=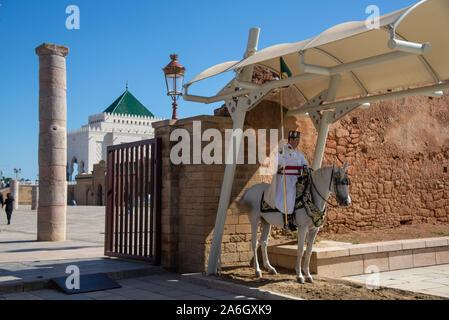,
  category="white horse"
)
[240,163,352,283]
